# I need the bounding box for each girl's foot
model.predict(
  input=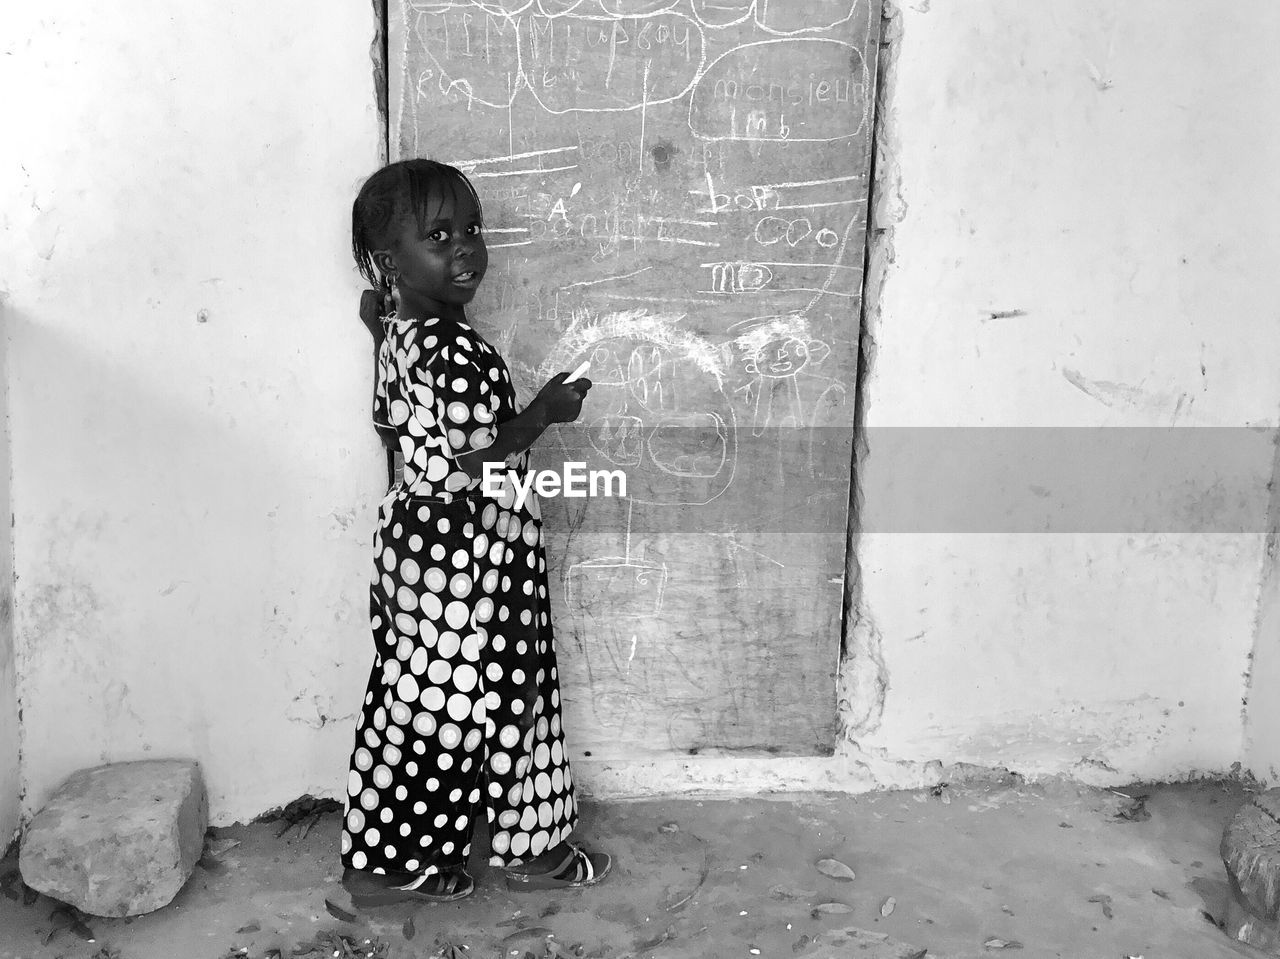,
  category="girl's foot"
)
[504,842,612,891]
[341,865,475,907]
